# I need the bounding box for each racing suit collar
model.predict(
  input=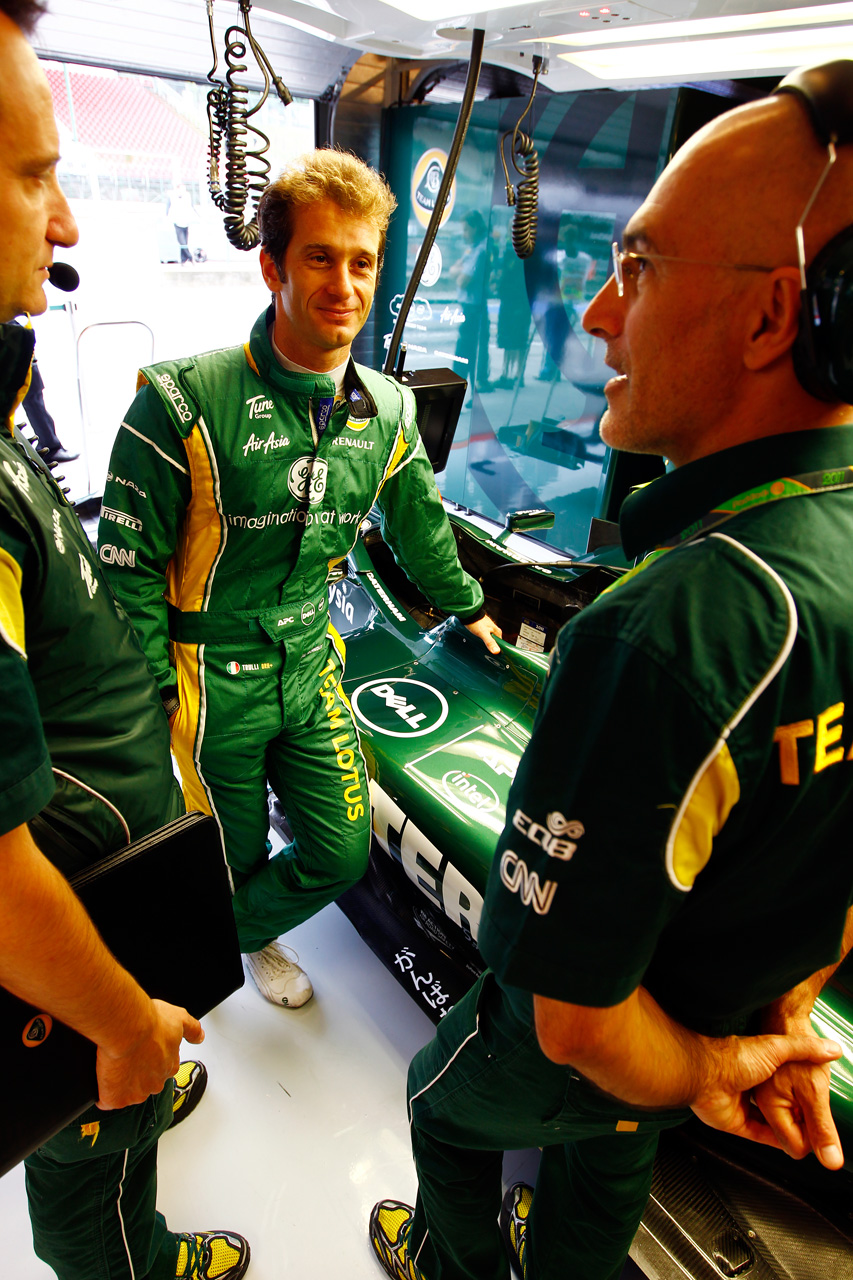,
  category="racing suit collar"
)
[0,320,35,437]
[249,304,379,420]
[620,425,853,559]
